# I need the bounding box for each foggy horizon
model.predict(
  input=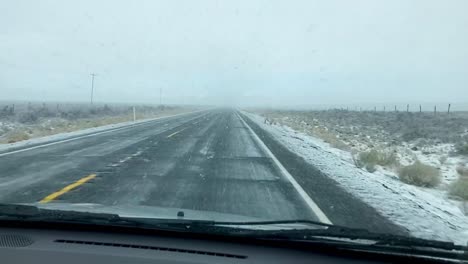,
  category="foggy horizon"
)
[1,0,468,107]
